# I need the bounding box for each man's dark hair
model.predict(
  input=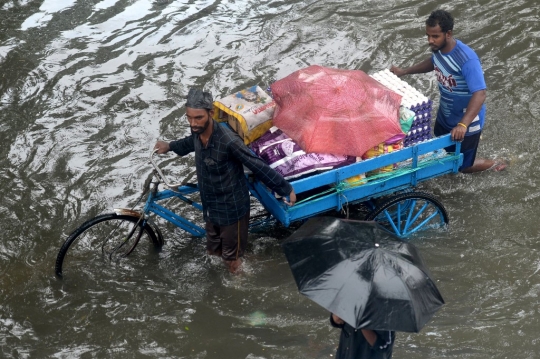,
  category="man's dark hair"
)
[185,88,214,110]
[426,10,454,33]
